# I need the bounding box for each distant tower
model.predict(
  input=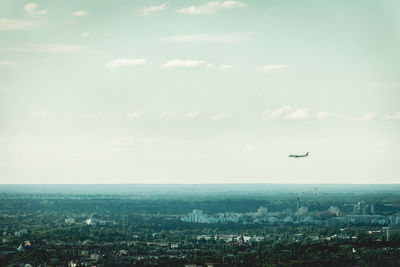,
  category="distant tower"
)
[296,197,300,221]
[383,227,390,241]
[313,187,317,197]
[238,235,244,246]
